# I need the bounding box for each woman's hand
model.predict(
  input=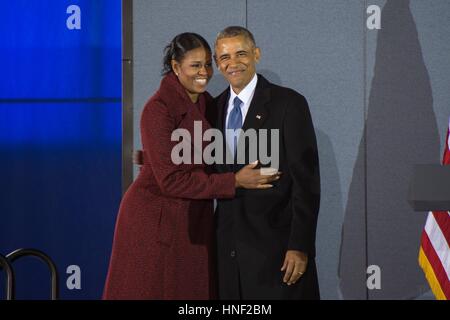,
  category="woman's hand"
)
[235,161,281,189]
